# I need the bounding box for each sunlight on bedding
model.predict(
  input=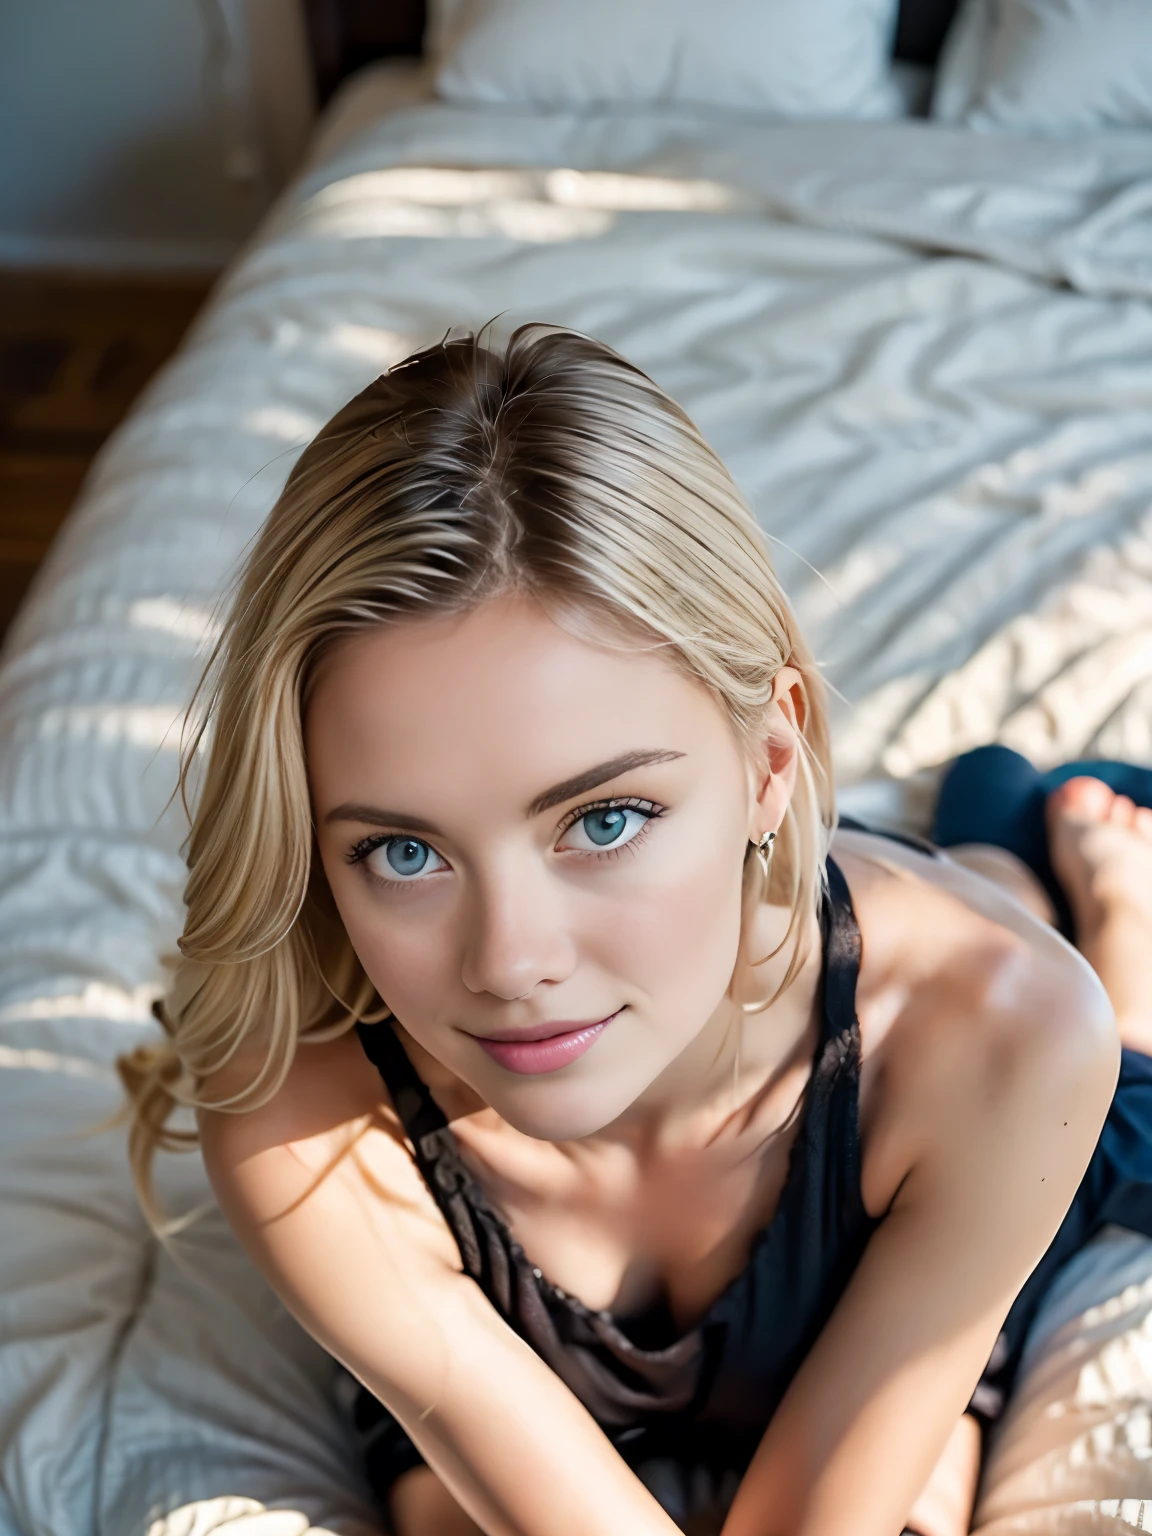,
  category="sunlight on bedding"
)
[34,703,185,752]
[1097,1502,1152,1528]
[296,165,743,244]
[860,496,1152,781]
[317,167,550,206]
[128,598,222,645]
[542,167,743,211]
[1065,1408,1152,1470]
[146,1498,348,1536]
[882,615,1152,778]
[0,981,159,1026]
[1082,1277,1152,1335]
[242,406,325,443]
[964,458,1132,522]
[809,542,900,614]
[306,195,614,242]
[326,321,410,366]
[1076,1315,1152,1413]
[0,1044,114,1079]
[1042,466,1132,523]
[971,1232,1152,1530]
